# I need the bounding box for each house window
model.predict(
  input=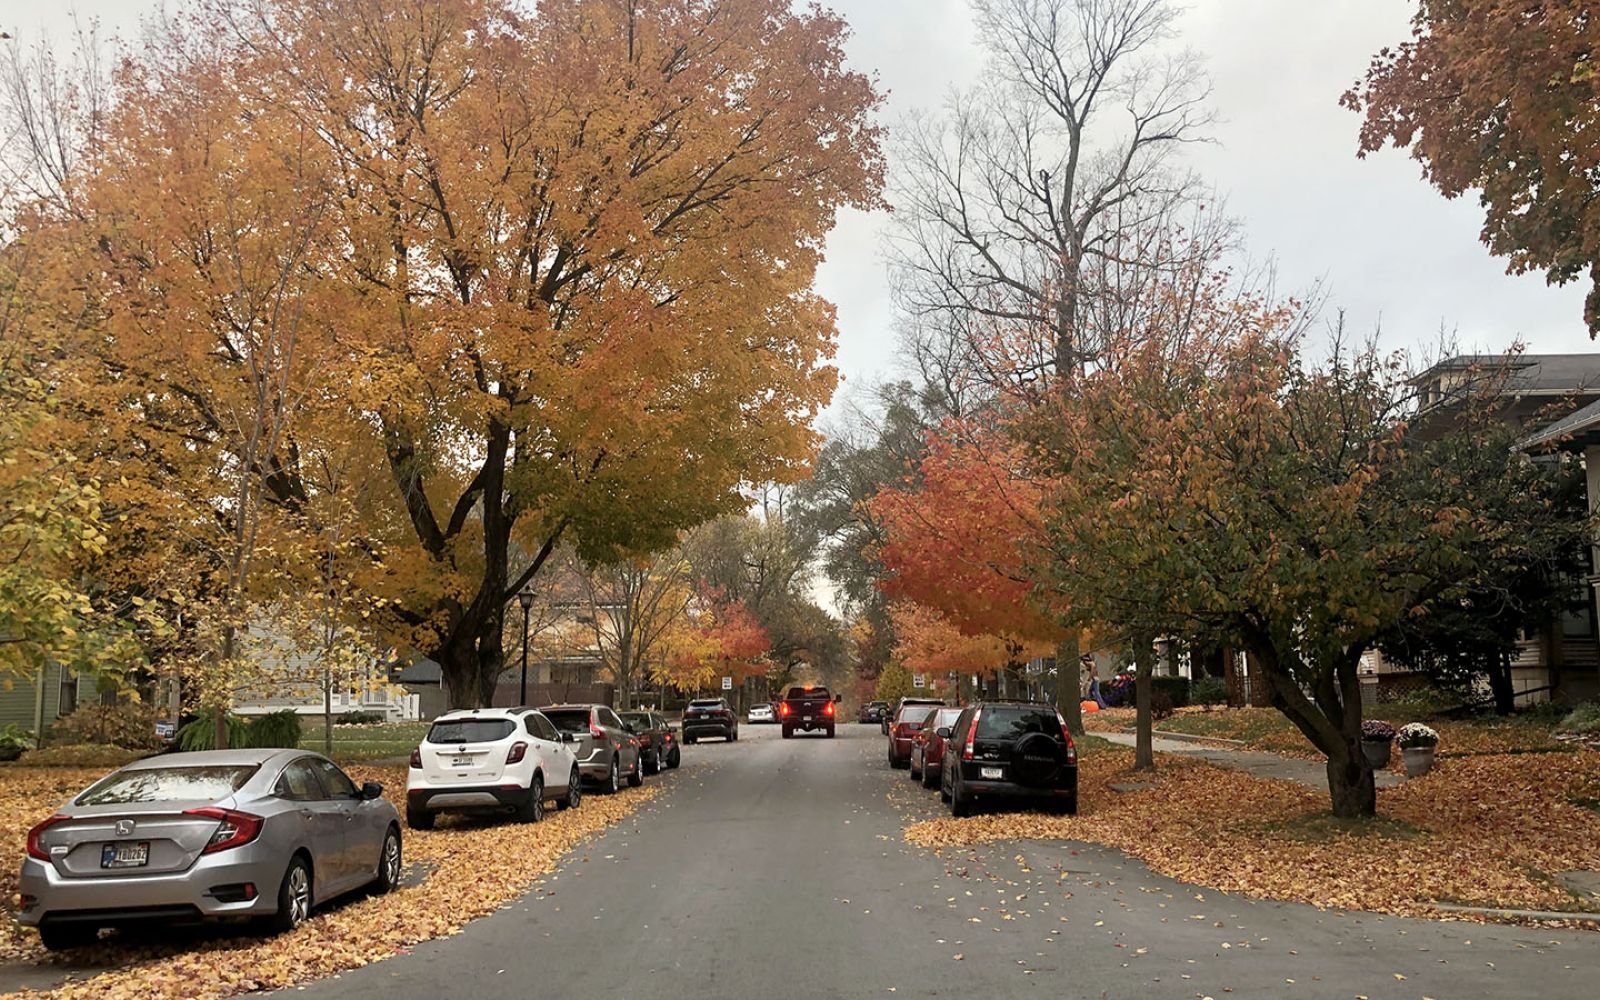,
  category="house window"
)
[59,671,78,717]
